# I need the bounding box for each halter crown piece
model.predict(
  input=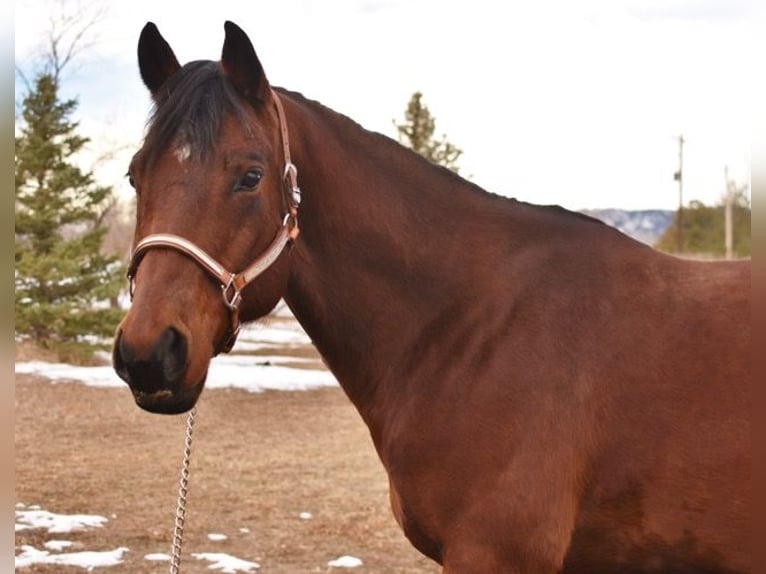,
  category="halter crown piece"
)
[126,89,301,354]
